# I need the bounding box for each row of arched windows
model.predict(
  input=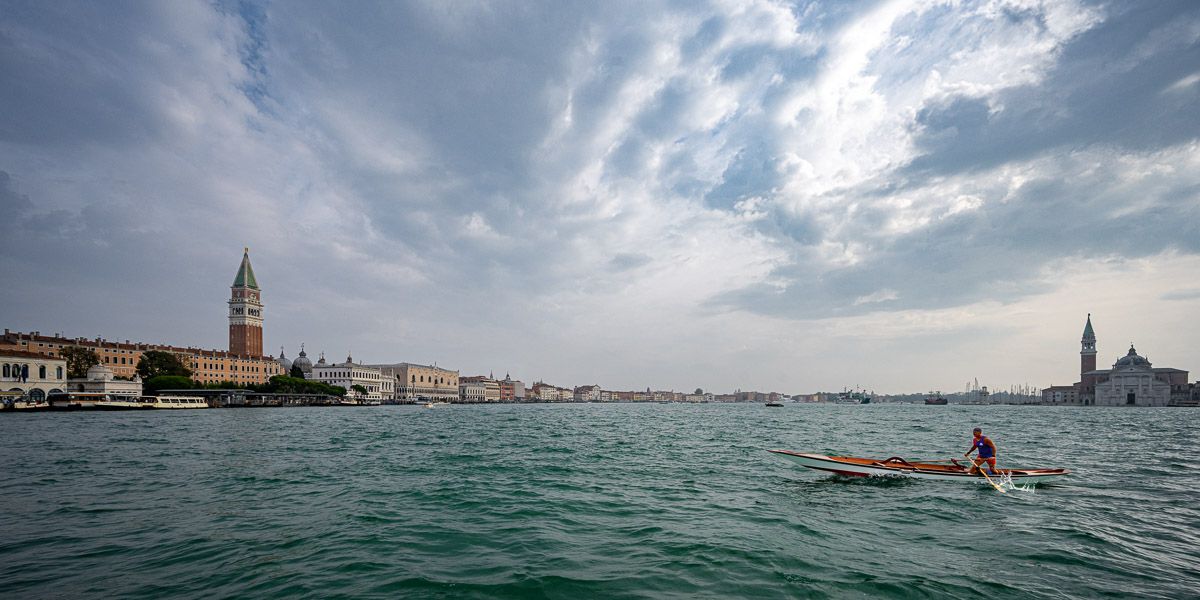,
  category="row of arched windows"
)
[411,374,449,385]
[3,364,63,380]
